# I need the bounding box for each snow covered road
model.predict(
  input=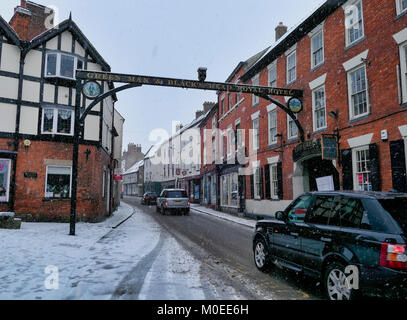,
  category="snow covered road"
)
[0,203,241,300]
